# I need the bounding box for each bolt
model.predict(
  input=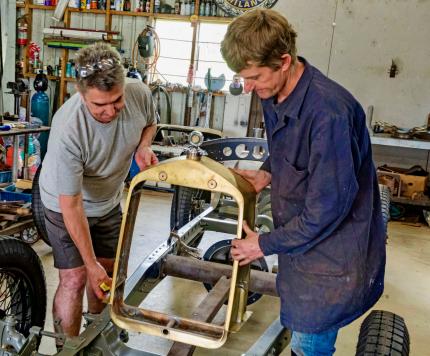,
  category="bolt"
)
[208,179,217,189]
[159,172,167,181]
